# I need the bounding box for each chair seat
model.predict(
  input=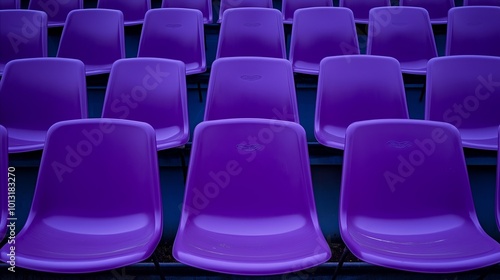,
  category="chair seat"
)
[400,59,429,75]
[292,60,321,75]
[185,62,206,75]
[315,125,347,149]
[460,127,498,150]
[85,64,114,76]
[7,128,46,153]
[430,16,448,24]
[345,216,500,273]
[174,215,331,275]
[0,214,157,273]
[156,126,188,150]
